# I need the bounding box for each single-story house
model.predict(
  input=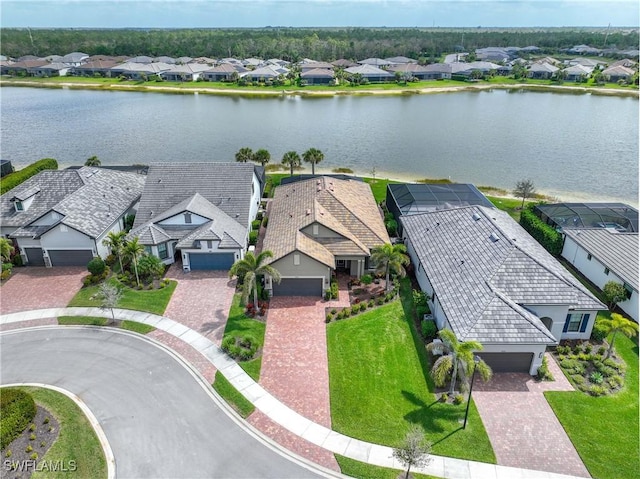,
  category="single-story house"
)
[387,63,431,80]
[358,58,392,67]
[240,65,289,81]
[344,64,394,83]
[262,176,390,297]
[71,59,120,77]
[299,62,334,72]
[1,167,144,267]
[402,206,605,375]
[160,63,211,82]
[202,63,248,81]
[563,64,593,82]
[422,63,453,80]
[562,228,638,322]
[110,61,173,79]
[61,52,89,66]
[332,59,358,68]
[26,62,71,77]
[601,65,635,83]
[385,56,418,66]
[528,62,559,79]
[128,163,264,271]
[2,60,48,75]
[300,68,335,85]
